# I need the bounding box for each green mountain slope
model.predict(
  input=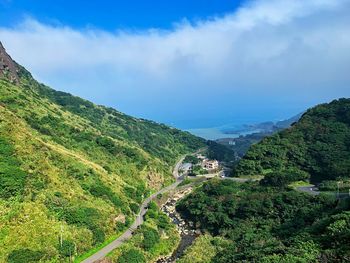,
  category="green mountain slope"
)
[0,42,205,262]
[233,98,350,182]
[177,101,350,262]
[177,179,350,262]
